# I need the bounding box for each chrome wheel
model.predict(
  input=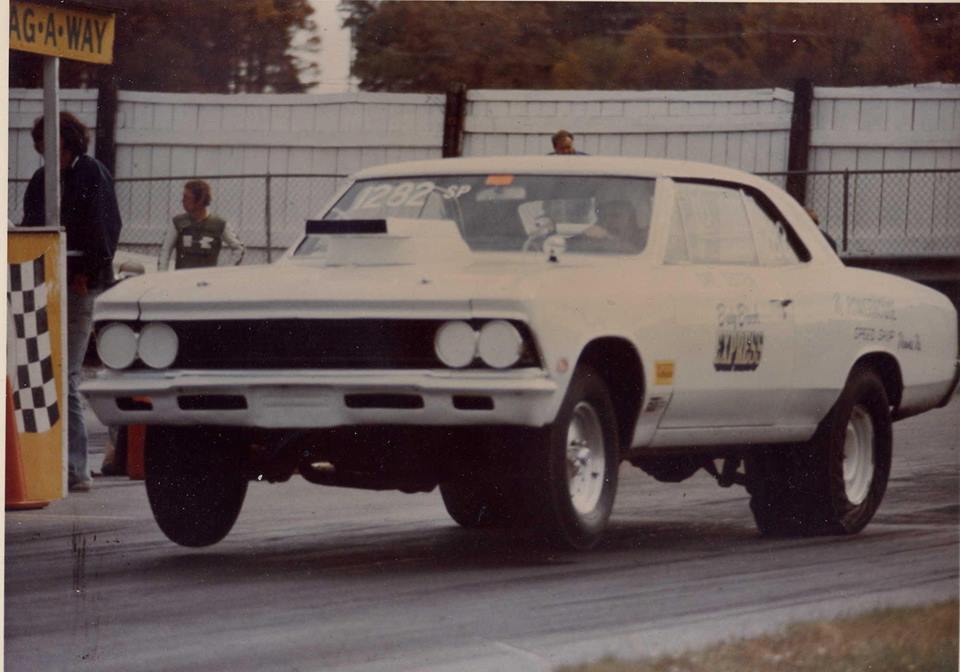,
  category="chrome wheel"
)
[842,404,875,506]
[565,401,606,515]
